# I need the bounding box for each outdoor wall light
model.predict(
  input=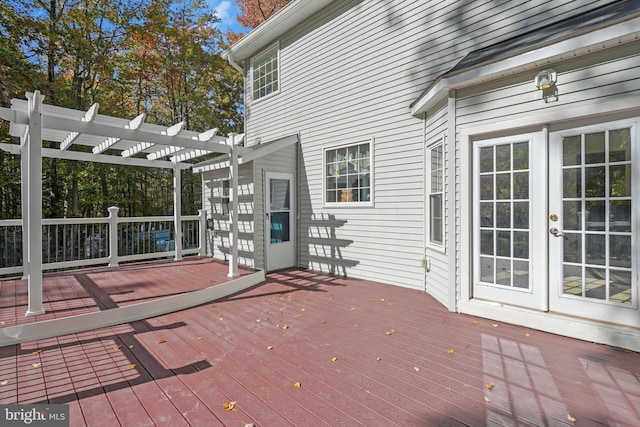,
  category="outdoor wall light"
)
[535,69,557,90]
